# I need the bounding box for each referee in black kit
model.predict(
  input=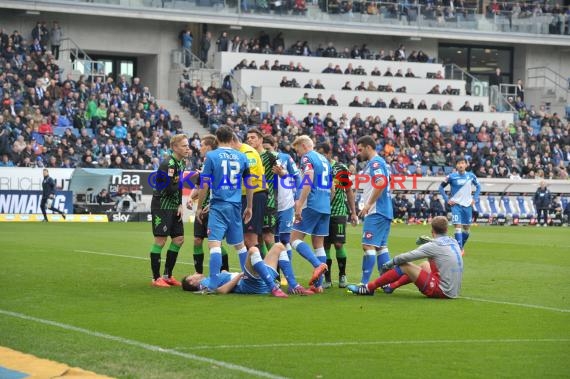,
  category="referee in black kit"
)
[41,169,66,221]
